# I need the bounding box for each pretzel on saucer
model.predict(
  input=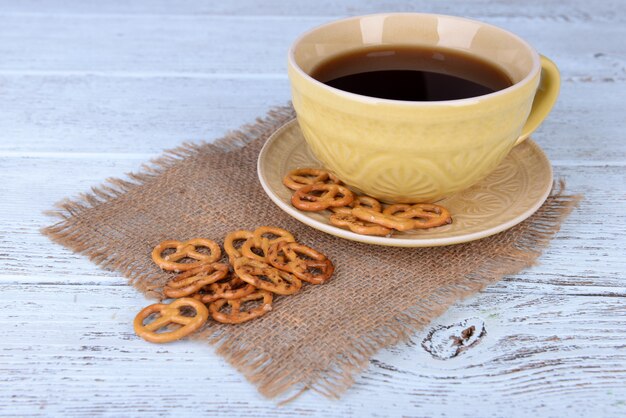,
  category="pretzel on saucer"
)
[267,241,334,285]
[233,256,302,295]
[134,298,208,343]
[331,195,382,215]
[283,168,341,191]
[241,226,295,262]
[329,212,392,236]
[151,238,221,272]
[209,290,273,324]
[383,203,452,229]
[163,262,229,298]
[291,183,354,211]
[352,207,416,232]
